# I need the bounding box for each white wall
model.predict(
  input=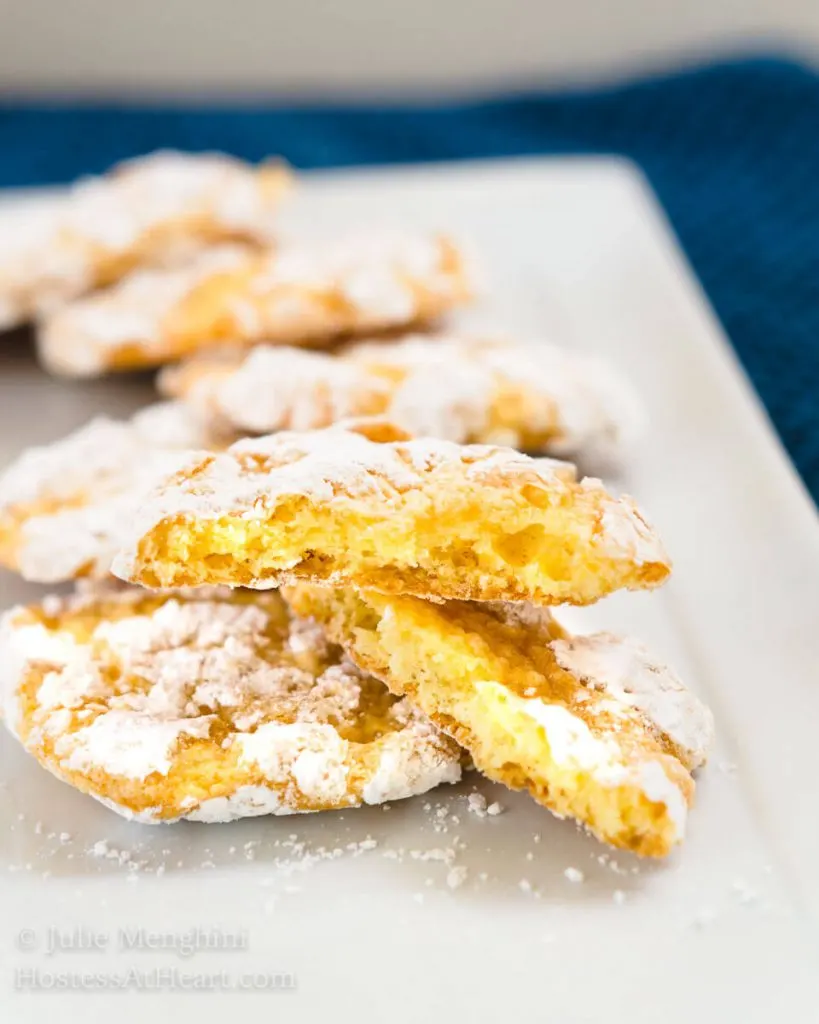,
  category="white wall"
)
[0,0,817,96]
